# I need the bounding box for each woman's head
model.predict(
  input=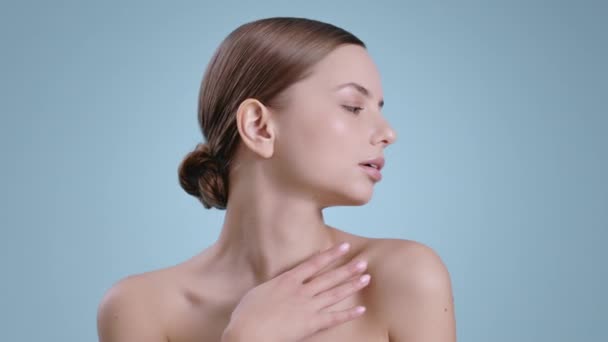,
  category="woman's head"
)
[179,17,397,210]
